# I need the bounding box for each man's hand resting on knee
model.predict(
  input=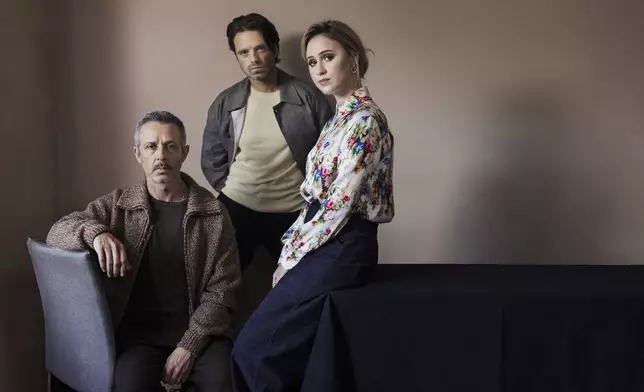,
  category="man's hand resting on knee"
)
[163,347,195,385]
[93,232,132,278]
